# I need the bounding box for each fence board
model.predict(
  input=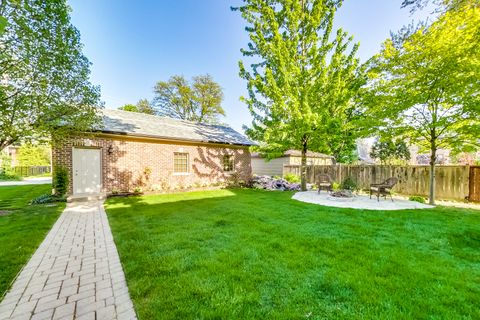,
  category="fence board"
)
[470,166,480,202]
[283,164,471,201]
